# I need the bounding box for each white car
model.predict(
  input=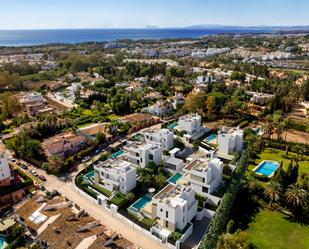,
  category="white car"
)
[81,156,91,163]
